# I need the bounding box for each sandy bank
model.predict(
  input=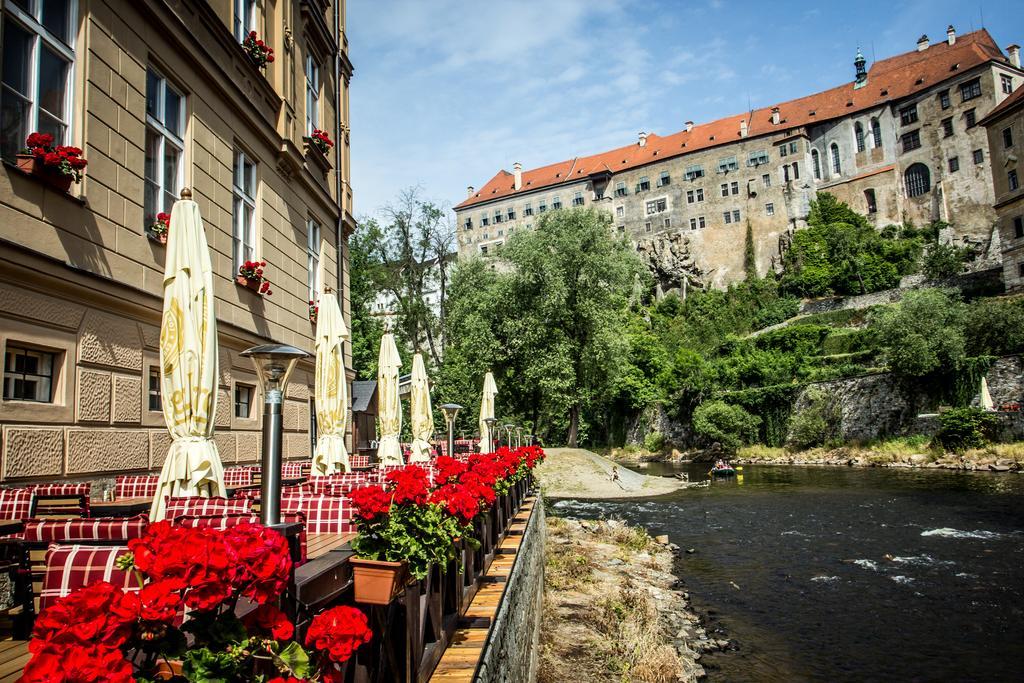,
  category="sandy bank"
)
[535,447,685,499]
